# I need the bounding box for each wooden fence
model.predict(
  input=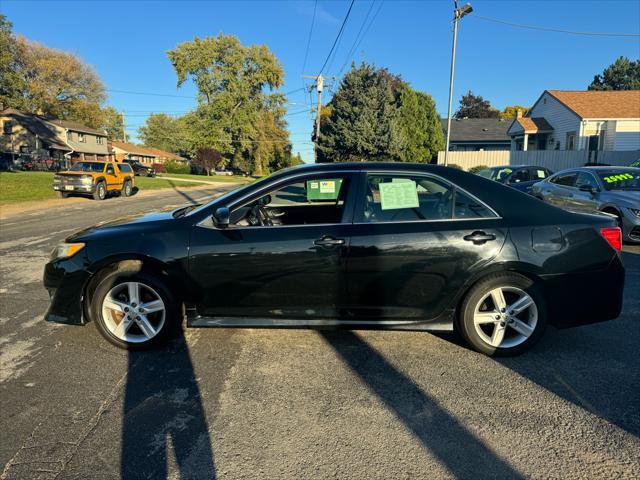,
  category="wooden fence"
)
[436,150,639,171]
